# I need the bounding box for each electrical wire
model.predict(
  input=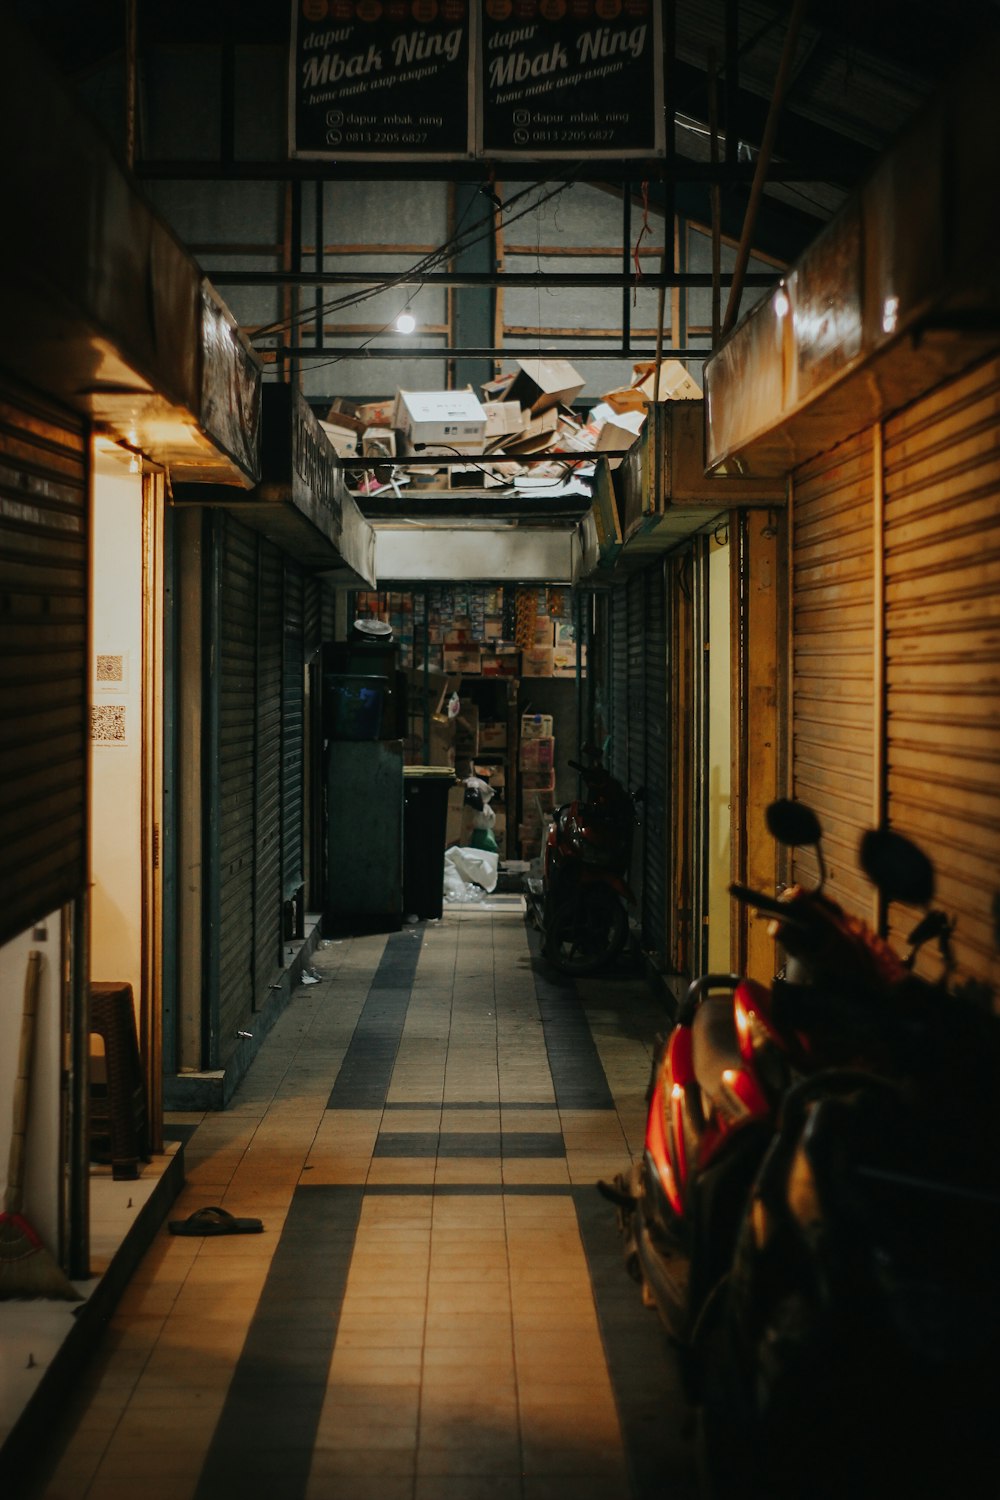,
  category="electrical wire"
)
[251,172,585,346]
